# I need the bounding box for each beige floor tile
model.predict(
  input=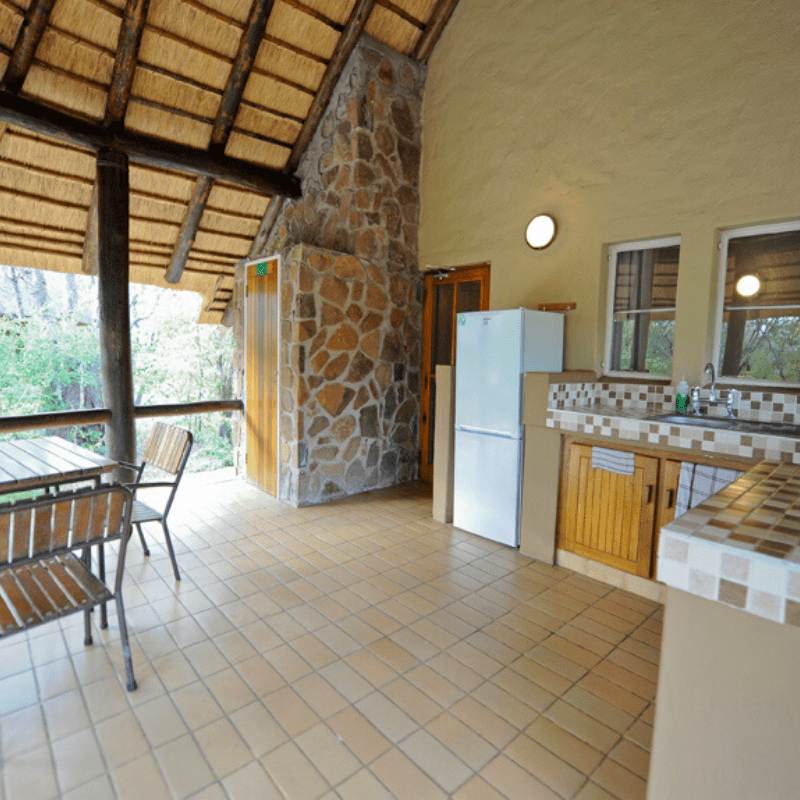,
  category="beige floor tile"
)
[562,686,635,734]
[34,657,79,701]
[262,741,329,800]
[318,659,374,703]
[344,649,398,687]
[264,685,321,737]
[574,781,618,800]
[544,700,621,754]
[382,676,442,725]
[1,704,49,759]
[578,672,649,718]
[504,732,586,798]
[42,688,90,742]
[609,739,651,781]
[82,673,130,723]
[337,768,395,800]
[527,642,591,683]
[526,715,604,776]
[624,718,654,751]
[172,679,225,730]
[591,757,647,800]
[472,682,541,728]
[3,744,59,800]
[62,773,116,800]
[480,754,562,800]
[235,654,286,697]
[328,706,392,763]
[229,700,288,756]
[399,728,474,794]
[134,694,189,747]
[491,666,558,712]
[425,711,498,770]
[295,722,362,785]
[203,666,257,713]
[51,728,106,793]
[591,659,657,702]
[293,672,350,718]
[222,761,284,800]
[449,695,518,750]
[195,716,253,778]
[370,748,448,800]
[155,734,216,798]
[95,709,151,769]
[451,774,509,800]
[355,691,417,742]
